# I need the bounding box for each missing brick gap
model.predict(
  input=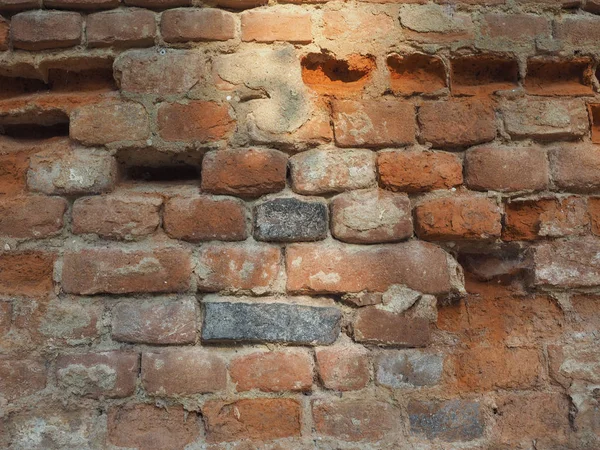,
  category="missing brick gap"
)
[0,110,70,139]
[301,52,376,95]
[525,58,593,96]
[387,53,446,96]
[588,103,600,144]
[450,55,519,96]
[117,148,203,185]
